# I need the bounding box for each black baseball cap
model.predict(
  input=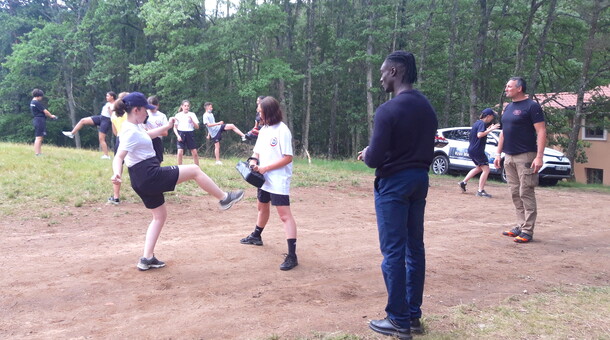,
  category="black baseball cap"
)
[123,92,156,110]
[481,108,496,117]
